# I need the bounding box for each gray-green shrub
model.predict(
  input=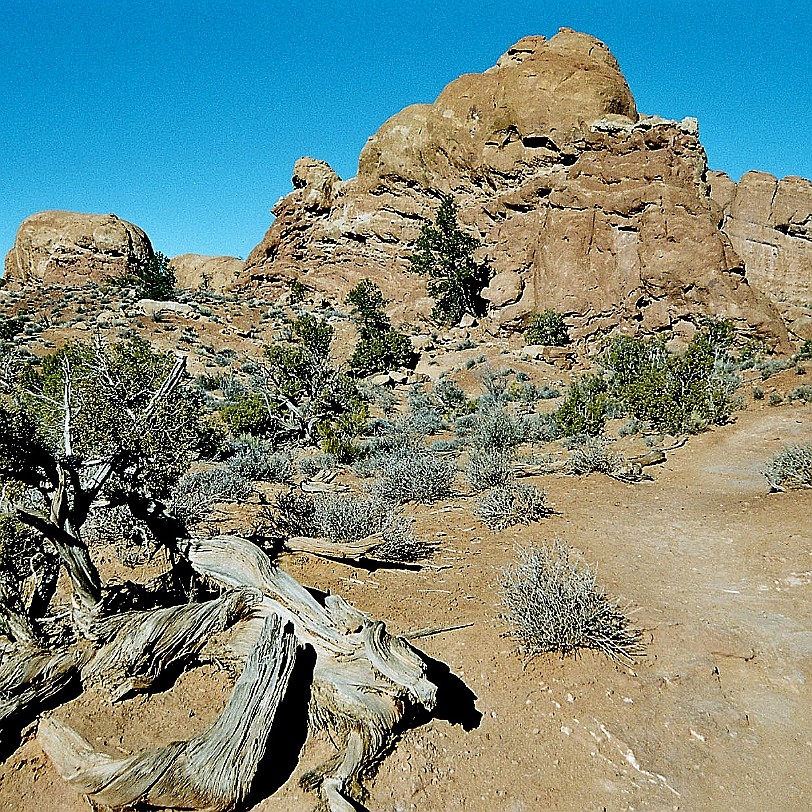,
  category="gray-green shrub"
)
[466,450,514,492]
[763,445,812,491]
[499,541,644,663]
[477,483,550,530]
[371,447,456,504]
